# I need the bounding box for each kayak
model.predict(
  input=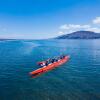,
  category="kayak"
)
[29,55,70,78]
